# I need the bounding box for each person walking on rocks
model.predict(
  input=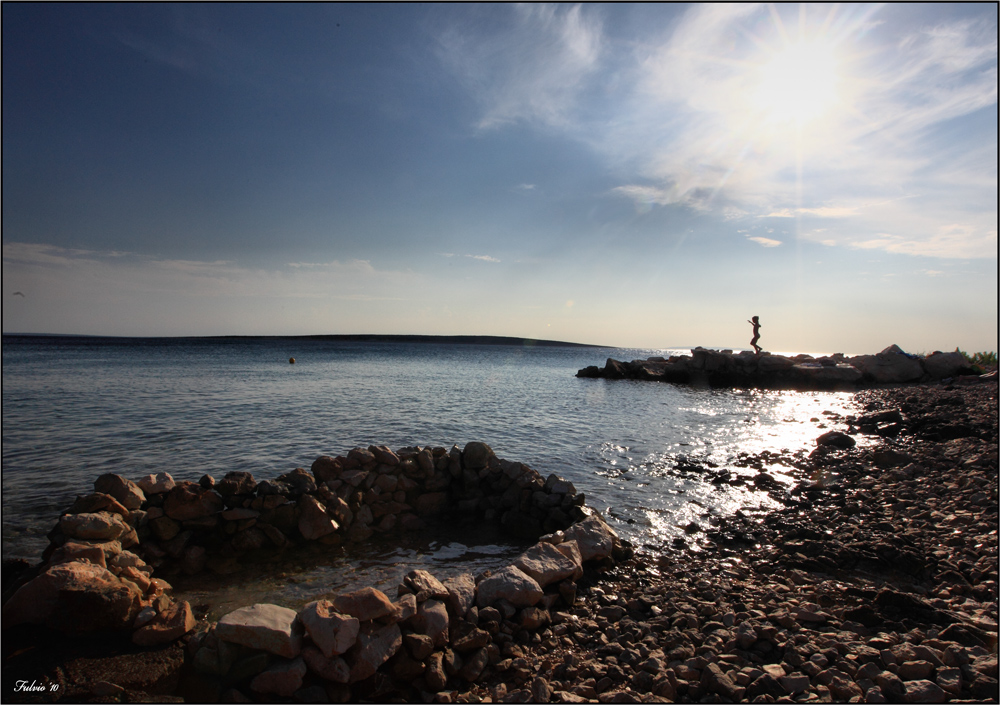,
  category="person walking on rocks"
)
[748,315,762,354]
